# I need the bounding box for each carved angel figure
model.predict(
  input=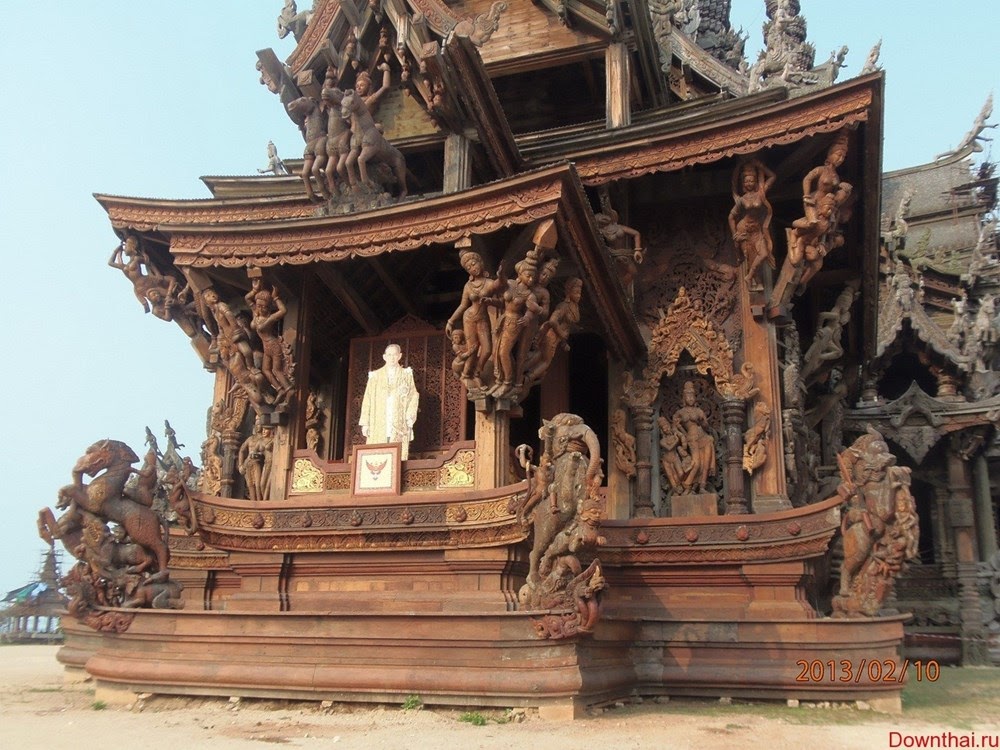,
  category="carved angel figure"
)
[670,381,717,494]
[446,247,505,386]
[729,159,777,287]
